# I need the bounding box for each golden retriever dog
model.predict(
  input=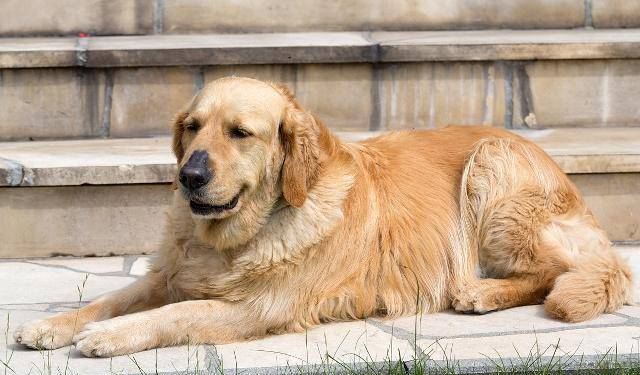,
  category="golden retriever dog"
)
[15,77,632,357]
